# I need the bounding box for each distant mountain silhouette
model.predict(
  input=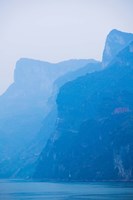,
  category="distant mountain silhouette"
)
[13,61,101,178]
[0,58,98,178]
